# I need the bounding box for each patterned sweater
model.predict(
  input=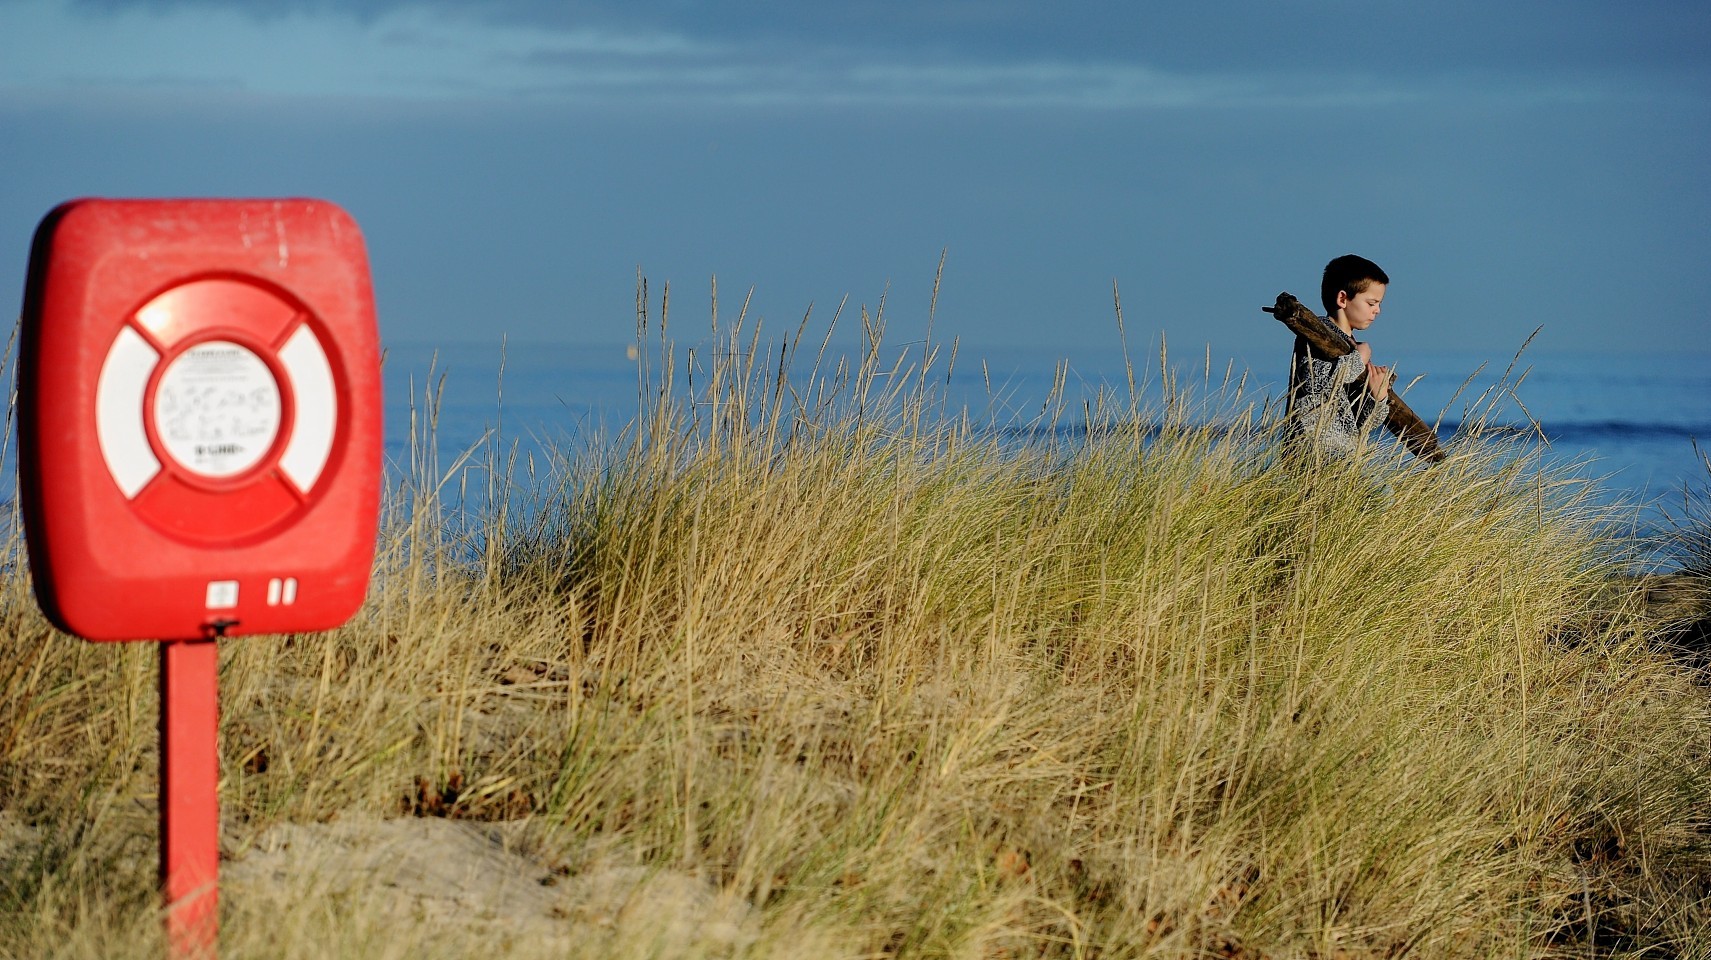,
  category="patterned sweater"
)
[1285,334,1390,457]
